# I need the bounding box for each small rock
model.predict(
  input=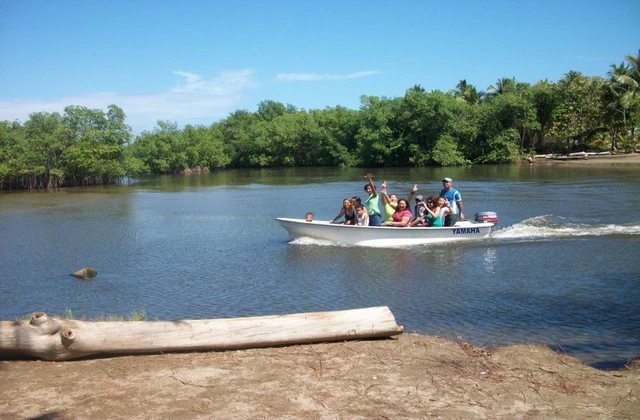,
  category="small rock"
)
[71,268,97,280]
